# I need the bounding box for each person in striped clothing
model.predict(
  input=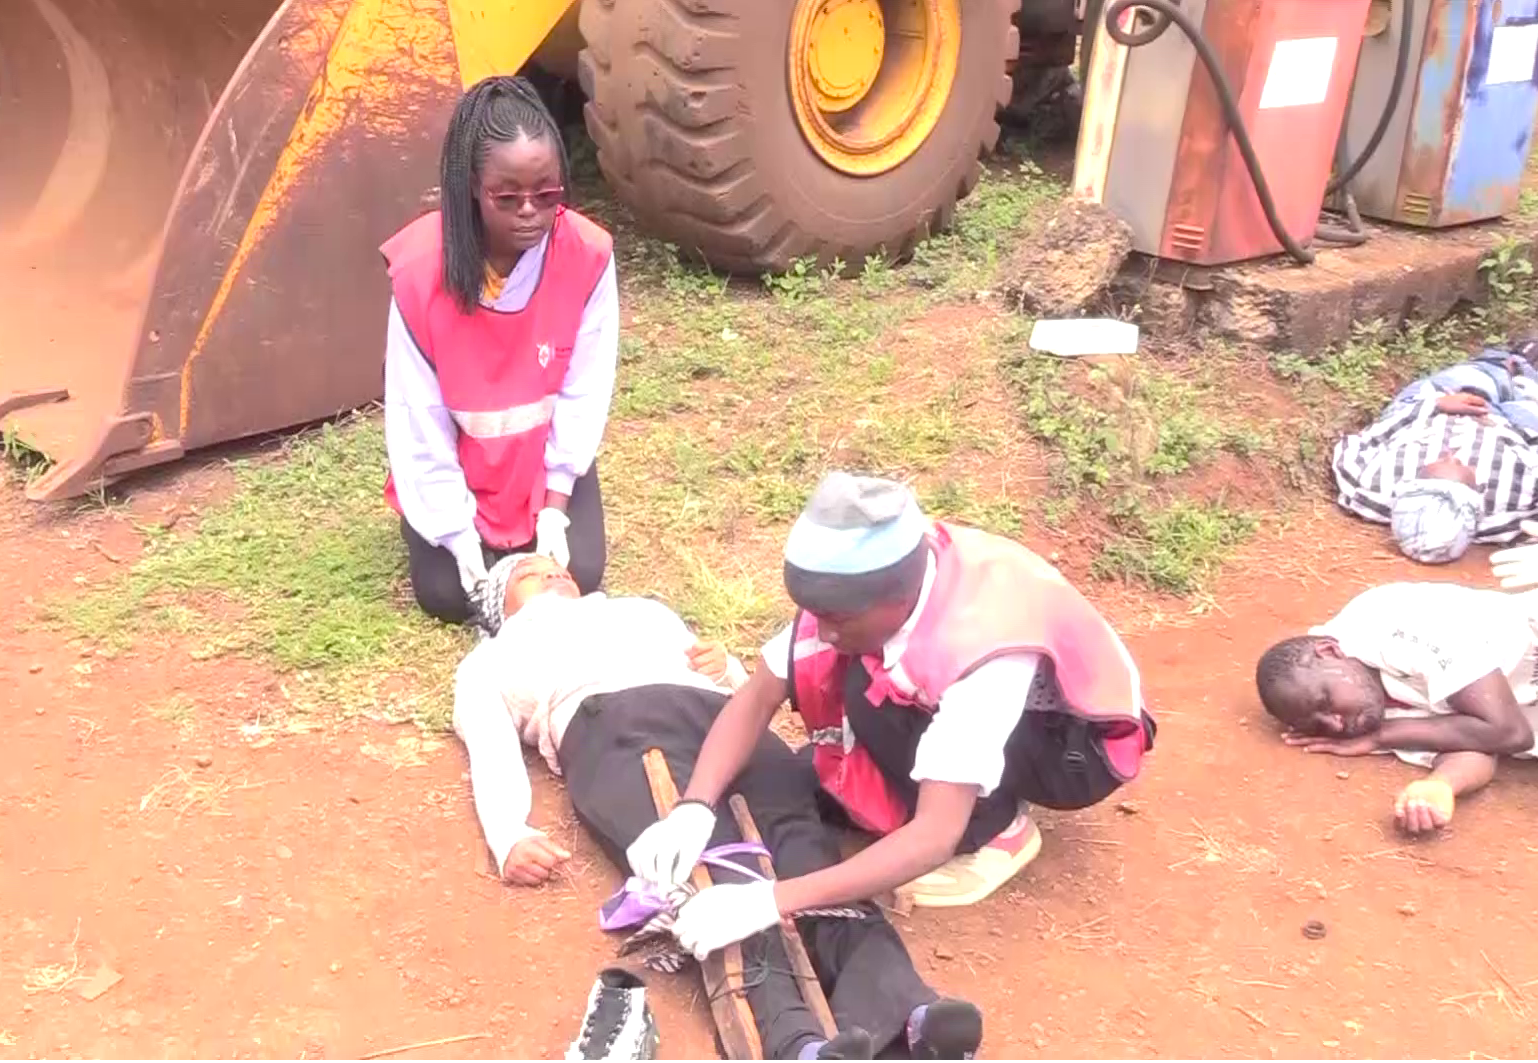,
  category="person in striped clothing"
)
[1331,343,1538,564]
